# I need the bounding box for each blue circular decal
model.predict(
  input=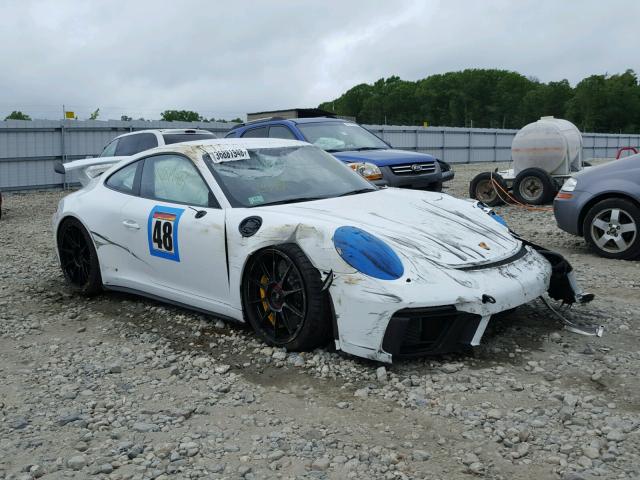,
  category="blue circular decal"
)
[333,226,404,280]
